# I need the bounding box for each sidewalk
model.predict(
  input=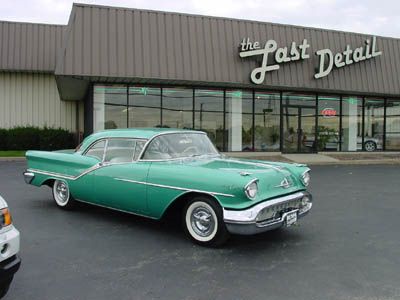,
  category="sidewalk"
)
[223,152,400,165]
